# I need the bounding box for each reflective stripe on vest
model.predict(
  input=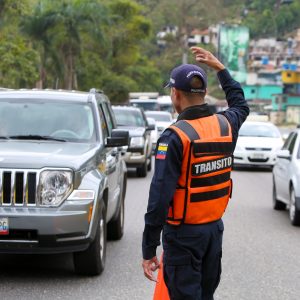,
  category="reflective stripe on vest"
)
[167,114,233,225]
